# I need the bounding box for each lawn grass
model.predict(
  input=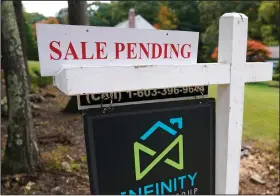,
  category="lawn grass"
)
[28,60,40,68]
[209,83,279,150]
